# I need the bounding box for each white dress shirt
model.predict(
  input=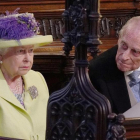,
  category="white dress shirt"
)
[124,67,140,107]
